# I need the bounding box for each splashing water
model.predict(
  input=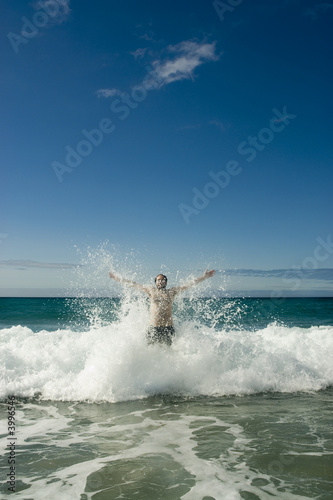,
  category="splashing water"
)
[1,298,333,402]
[1,245,333,403]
